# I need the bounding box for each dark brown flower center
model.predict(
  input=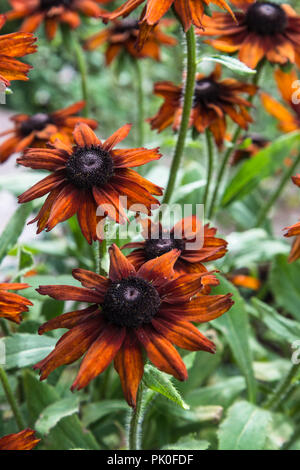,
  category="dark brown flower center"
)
[193,79,220,106]
[65,146,114,189]
[245,2,288,35]
[40,0,73,9]
[20,113,51,136]
[113,19,139,34]
[102,276,160,328]
[144,236,185,260]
